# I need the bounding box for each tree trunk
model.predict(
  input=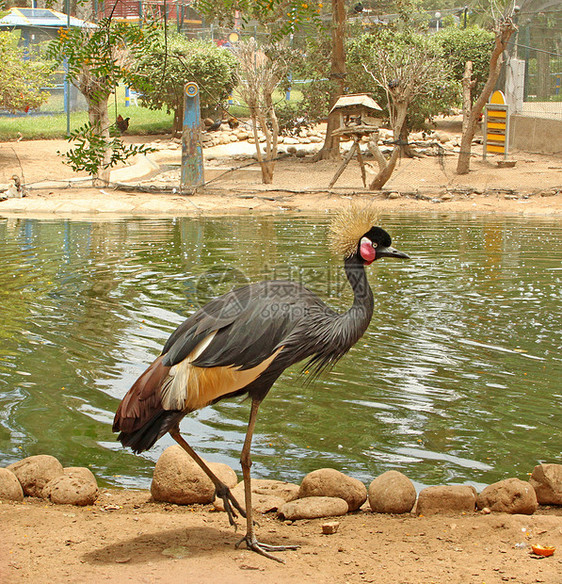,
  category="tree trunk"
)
[368,101,408,190]
[87,93,111,185]
[173,105,184,136]
[368,146,401,190]
[249,108,276,185]
[461,60,473,136]
[399,120,415,158]
[456,19,516,175]
[315,0,346,161]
